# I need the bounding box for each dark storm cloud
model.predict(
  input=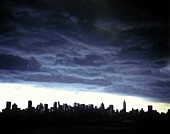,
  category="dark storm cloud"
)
[15,73,112,87]
[96,18,169,59]
[0,54,40,71]
[0,0,169,103]
[72,54,105,66]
